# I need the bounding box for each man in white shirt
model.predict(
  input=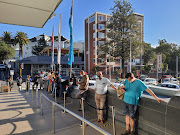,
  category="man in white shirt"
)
[95,71,117,123]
